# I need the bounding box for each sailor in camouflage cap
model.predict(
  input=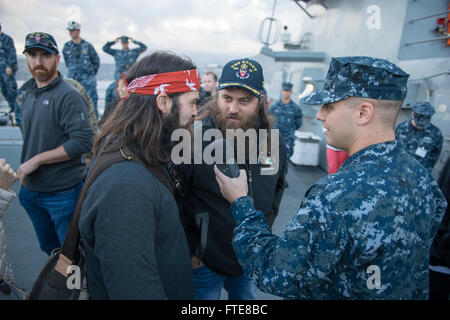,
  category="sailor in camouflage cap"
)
[63,21,100,118]
[395,102,443,172]
[214,56,447,299]
[270,82,303,162]
[413,101,436,117]
[301,56,409,104]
